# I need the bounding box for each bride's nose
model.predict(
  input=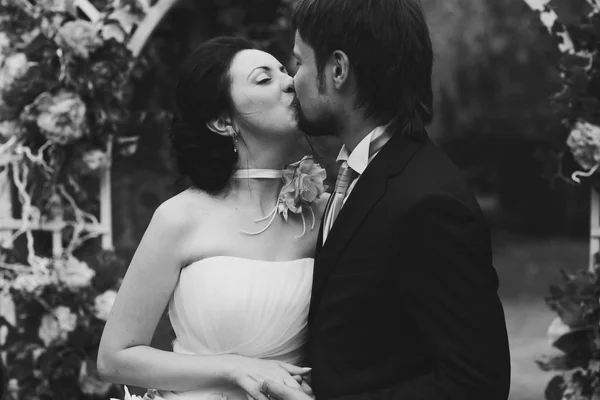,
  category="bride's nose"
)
[281,75,294,93]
